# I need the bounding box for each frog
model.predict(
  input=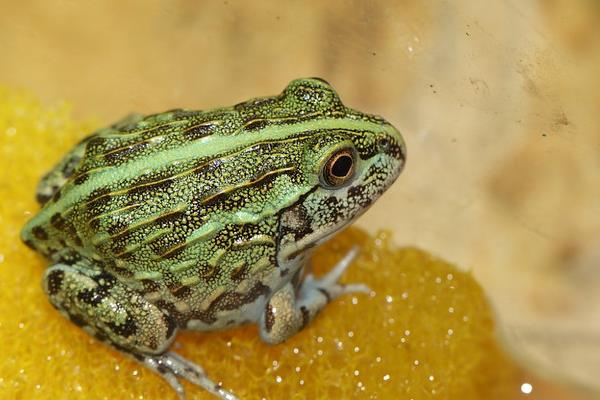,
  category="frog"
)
[21,78,406,399]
